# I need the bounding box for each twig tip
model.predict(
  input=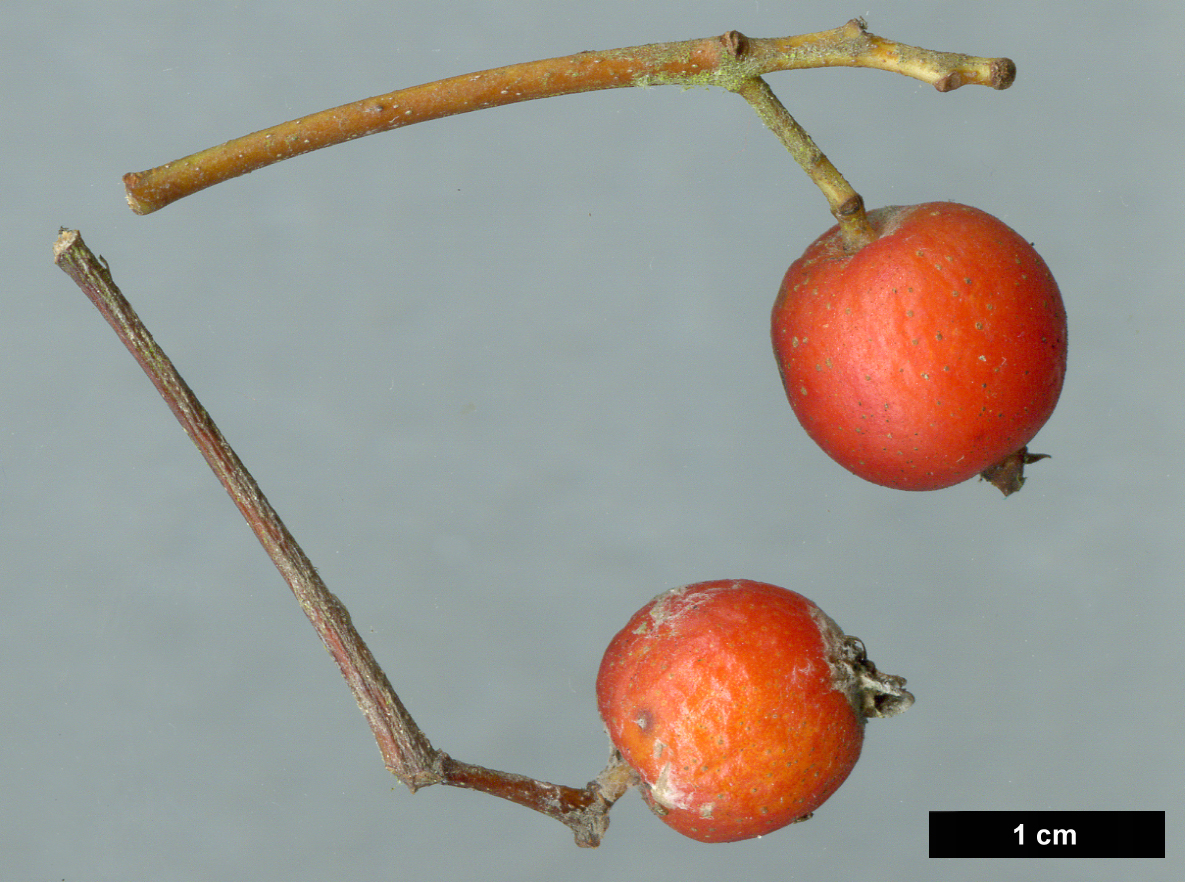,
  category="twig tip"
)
[991,57,1017,89]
